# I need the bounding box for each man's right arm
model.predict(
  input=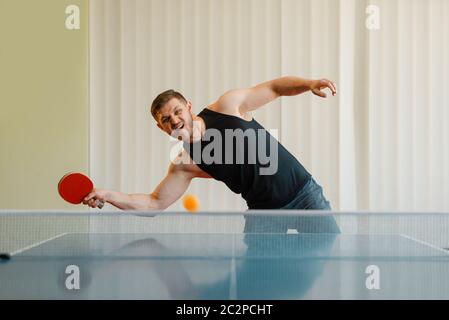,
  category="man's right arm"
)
[84,161,204,210]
